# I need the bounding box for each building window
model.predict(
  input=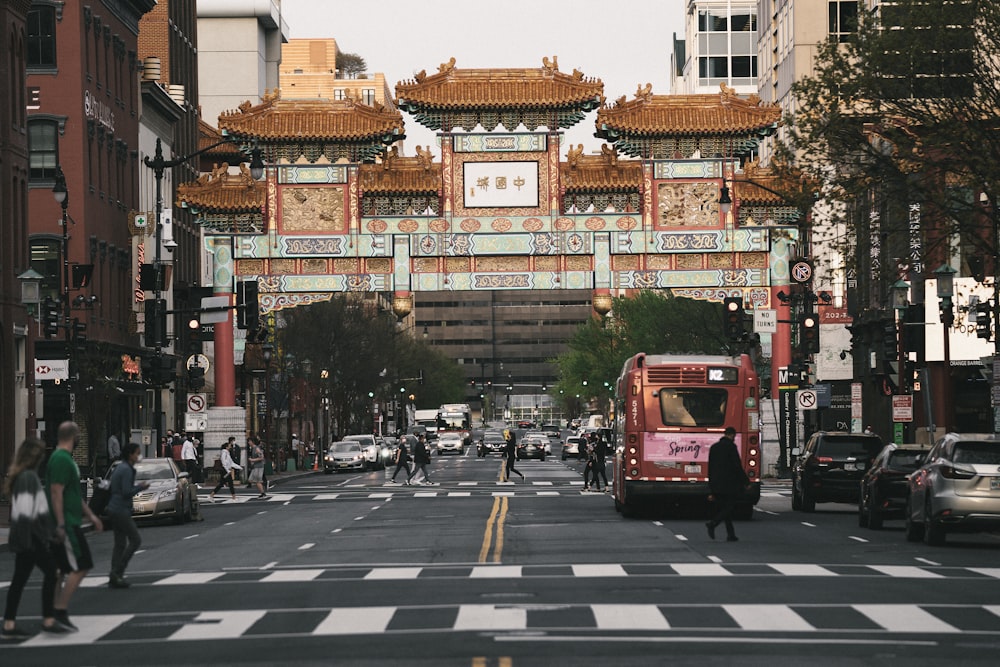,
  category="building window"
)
[26,6,57,68]
[362,88,376,105]
[28,119,59,181]
[30,237,61,300]
[829,1,858,43]
[333,89,345,100]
